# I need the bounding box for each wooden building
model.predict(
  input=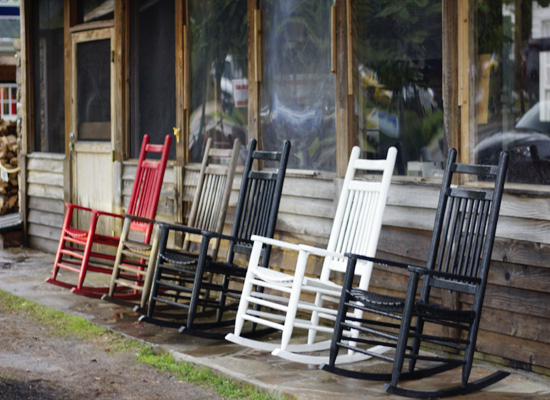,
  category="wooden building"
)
[16,0,550,376]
